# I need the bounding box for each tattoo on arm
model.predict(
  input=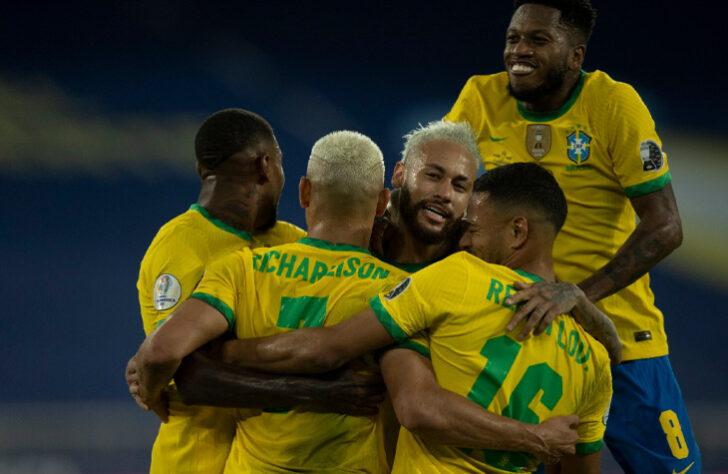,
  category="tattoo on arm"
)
[572,299,622,365]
